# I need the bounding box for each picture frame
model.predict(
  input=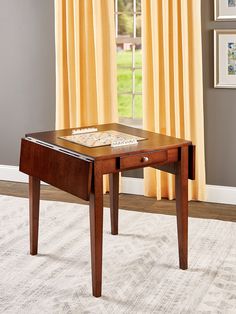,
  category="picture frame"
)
[215,0,236,21]
[214,29,236,88]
